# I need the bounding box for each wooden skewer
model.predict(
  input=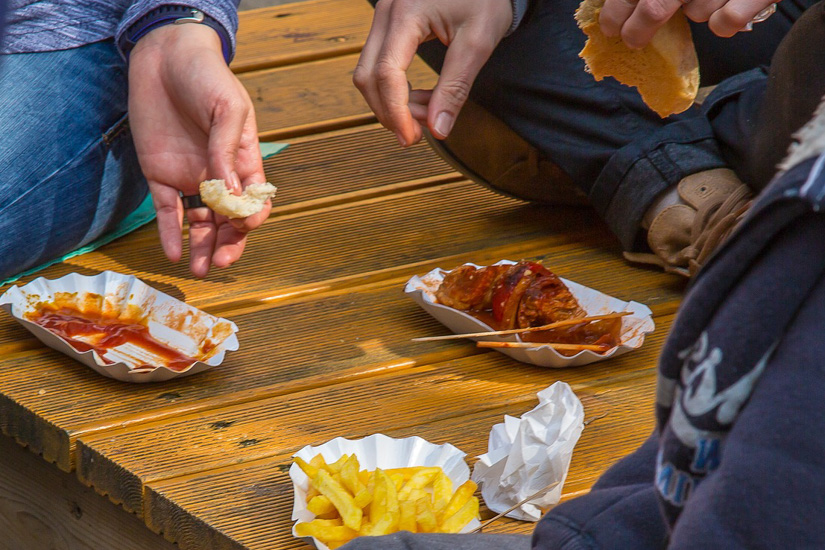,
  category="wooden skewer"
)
[411,312,631,342]
[468,480,562,534]
[477,341,612,352]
